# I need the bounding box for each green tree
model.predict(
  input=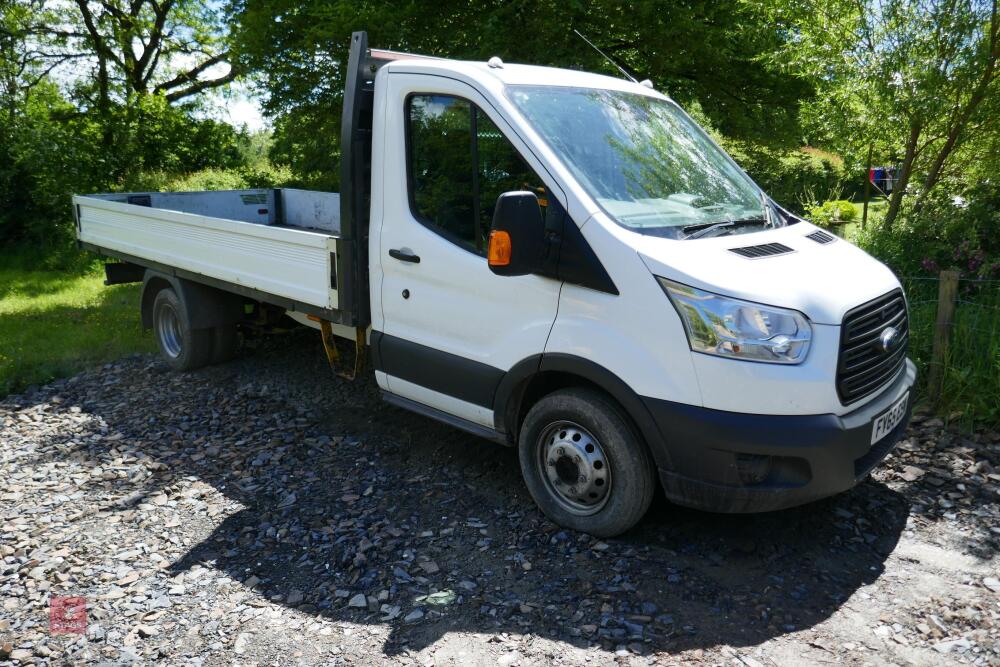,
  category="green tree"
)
[761,0,1000,229]
[0,0,253,246]
[60,1,237,106]
[0,80,107,245]
[230,0,812,187]
[1,0,240,159]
